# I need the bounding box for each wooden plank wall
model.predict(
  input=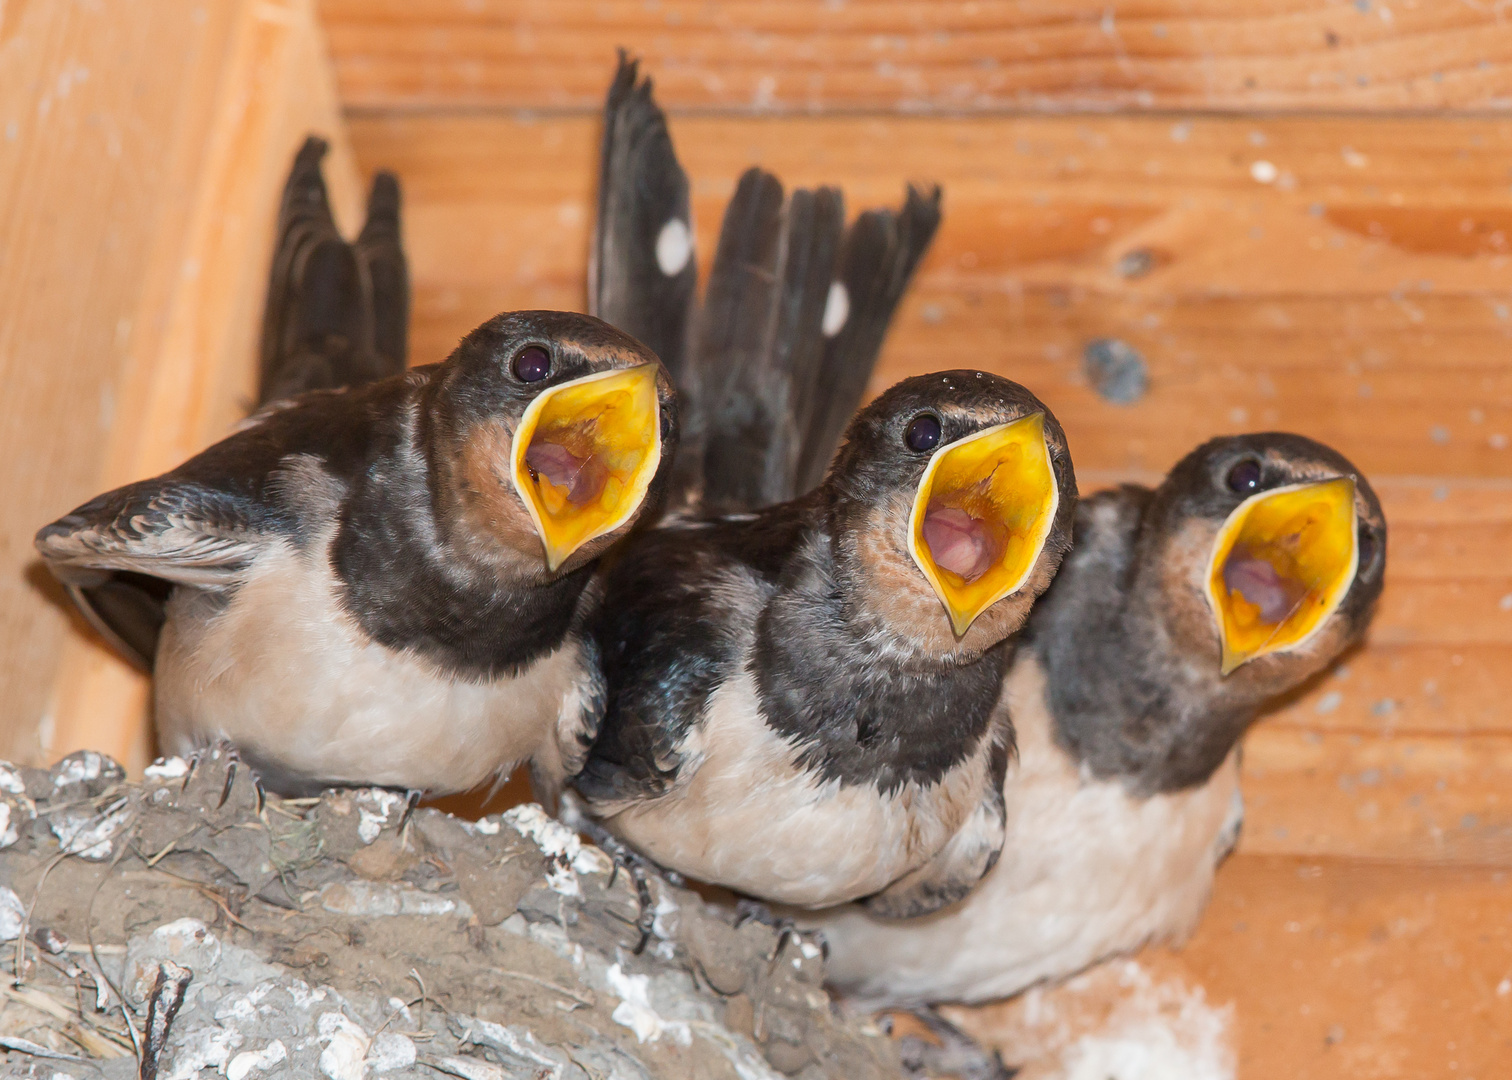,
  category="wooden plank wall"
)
[0,0,361,771]
[329,0,1512,871]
